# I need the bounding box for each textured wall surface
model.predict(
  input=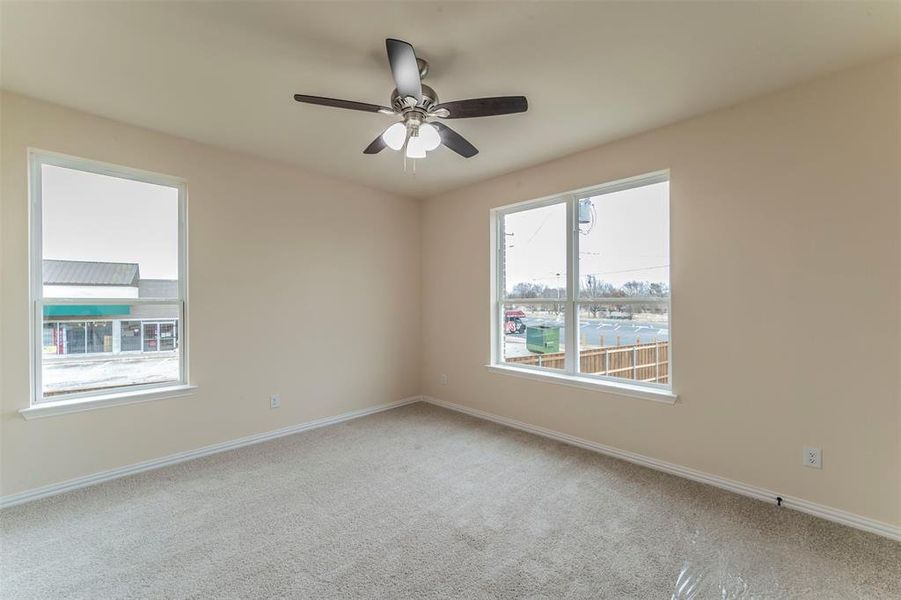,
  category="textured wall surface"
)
[0,92,422,496]
[420,58,900,527]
